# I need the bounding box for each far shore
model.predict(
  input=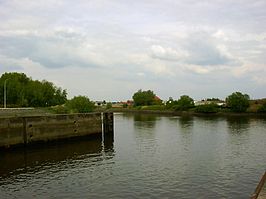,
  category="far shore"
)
[108,108,266,117]
[0,107,266,118]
